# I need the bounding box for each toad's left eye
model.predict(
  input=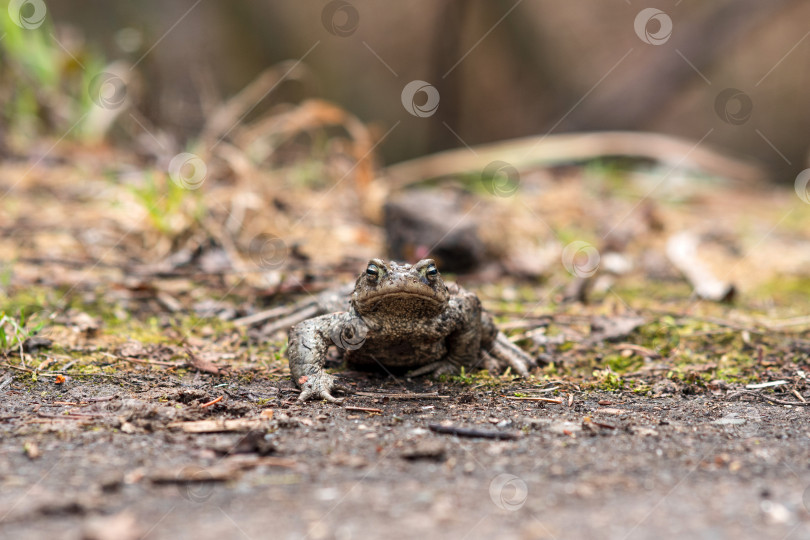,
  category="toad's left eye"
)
[426,264,438,277]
